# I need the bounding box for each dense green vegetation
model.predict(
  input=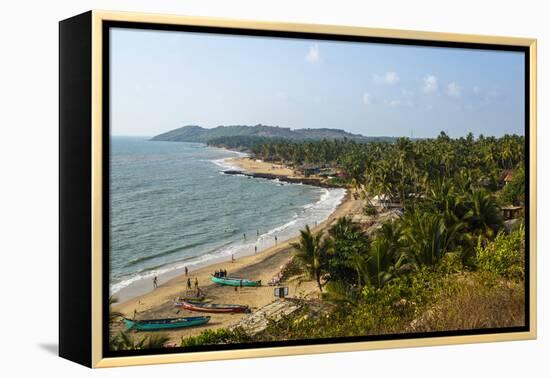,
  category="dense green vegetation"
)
[179,131,526,345]
[151,124,379,143]
[207,135,291,151]
[180,328,252,347]
[249,132,524,206]
[205,135,398,151]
